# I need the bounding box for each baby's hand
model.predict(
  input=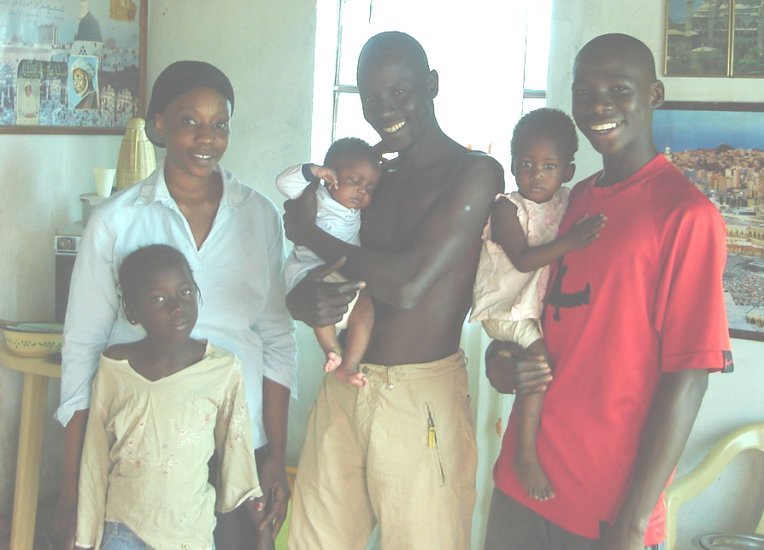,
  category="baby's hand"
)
[309,164,339,190]
[564,213,606,250]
